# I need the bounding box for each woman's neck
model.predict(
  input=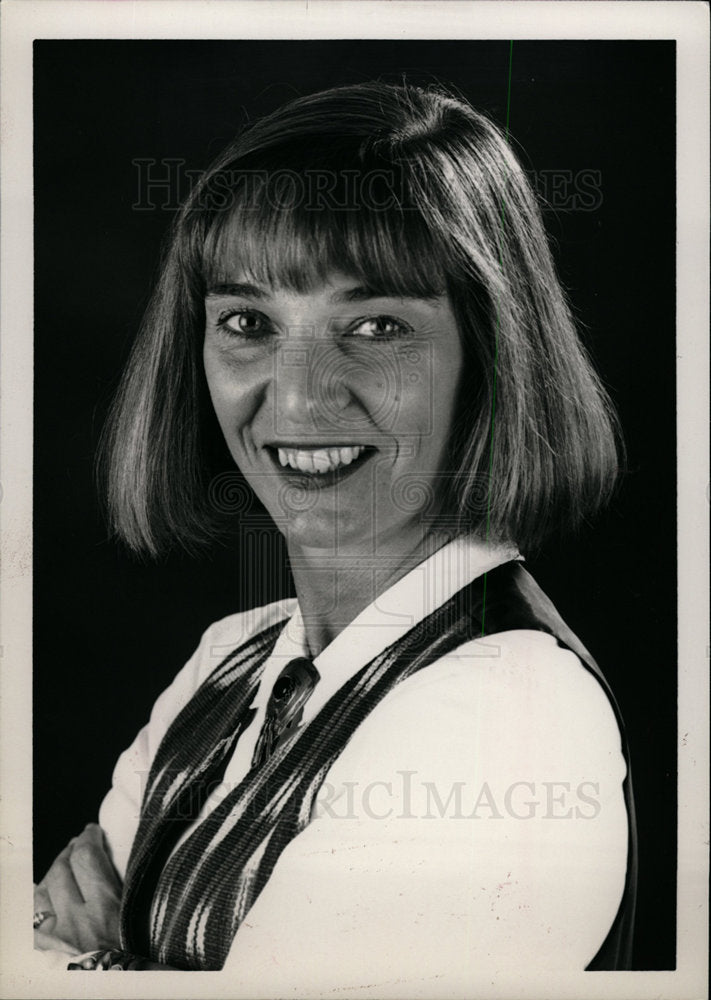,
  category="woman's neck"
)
[288,528,453,658]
